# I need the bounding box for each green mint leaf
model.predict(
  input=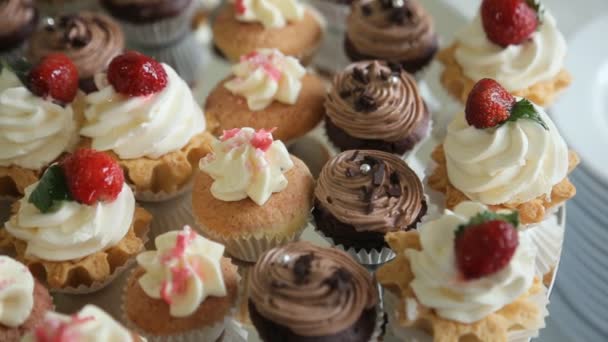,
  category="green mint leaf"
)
[457,210,520,232]
[526,0,544,25]
[504,98,548,130]
[28,165,73,213]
